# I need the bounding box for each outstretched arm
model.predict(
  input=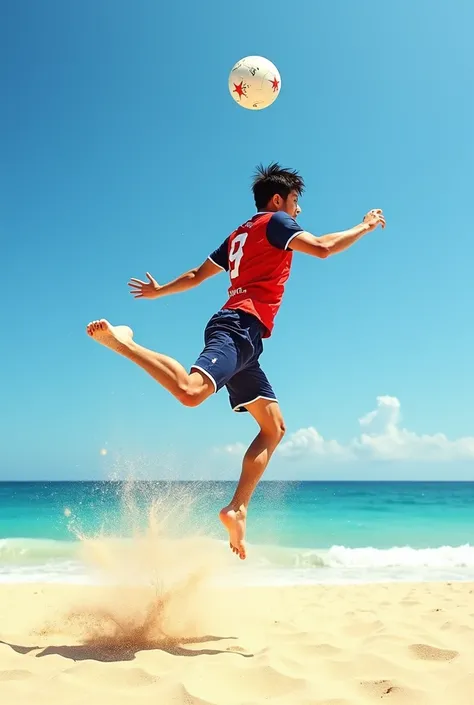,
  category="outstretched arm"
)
[128,258,222,300]
[291,209,386,259]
